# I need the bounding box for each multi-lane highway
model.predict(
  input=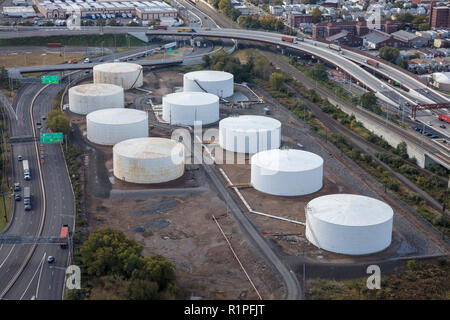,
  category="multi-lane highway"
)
[0,79,75,300]
[1,25,447,107]
[0,46,163,299]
